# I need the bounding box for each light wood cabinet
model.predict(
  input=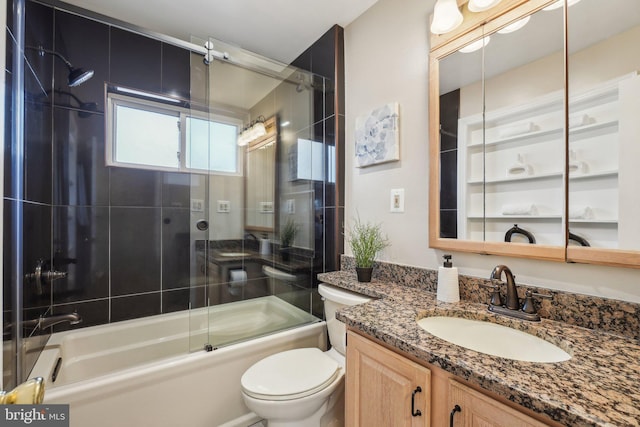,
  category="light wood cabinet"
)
[347,331,556,427]
[449,380,549,427]
[346,331,431,427]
